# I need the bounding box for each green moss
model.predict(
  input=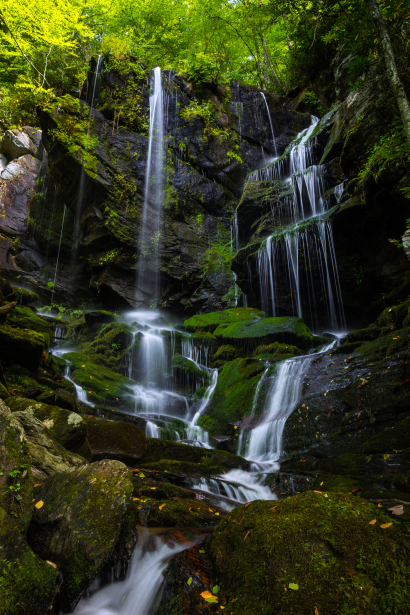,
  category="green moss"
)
[142,438,247,469]
[217,316,313,349]
[0,326,45,370]
[5,287,39,304]
[6,306,52,346]
[213,344,244,362]
[172,354,210,383]
[63,352,133,404]
[211,492,410,615]
[145,496,225,527]
[253,341,304,358]
[184,307,265,332]
[360,417,410,454]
